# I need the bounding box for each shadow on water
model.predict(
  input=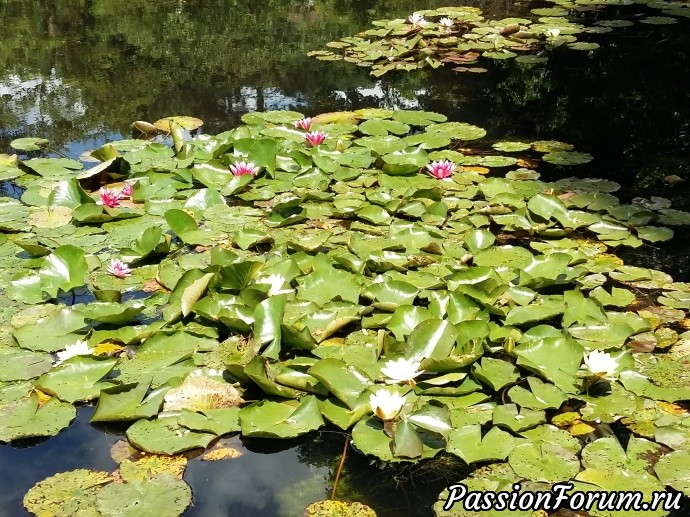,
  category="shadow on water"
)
[1,0,690,515]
